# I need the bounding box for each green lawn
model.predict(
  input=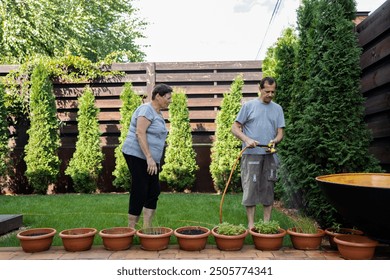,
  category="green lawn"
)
[0,192,295,247]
